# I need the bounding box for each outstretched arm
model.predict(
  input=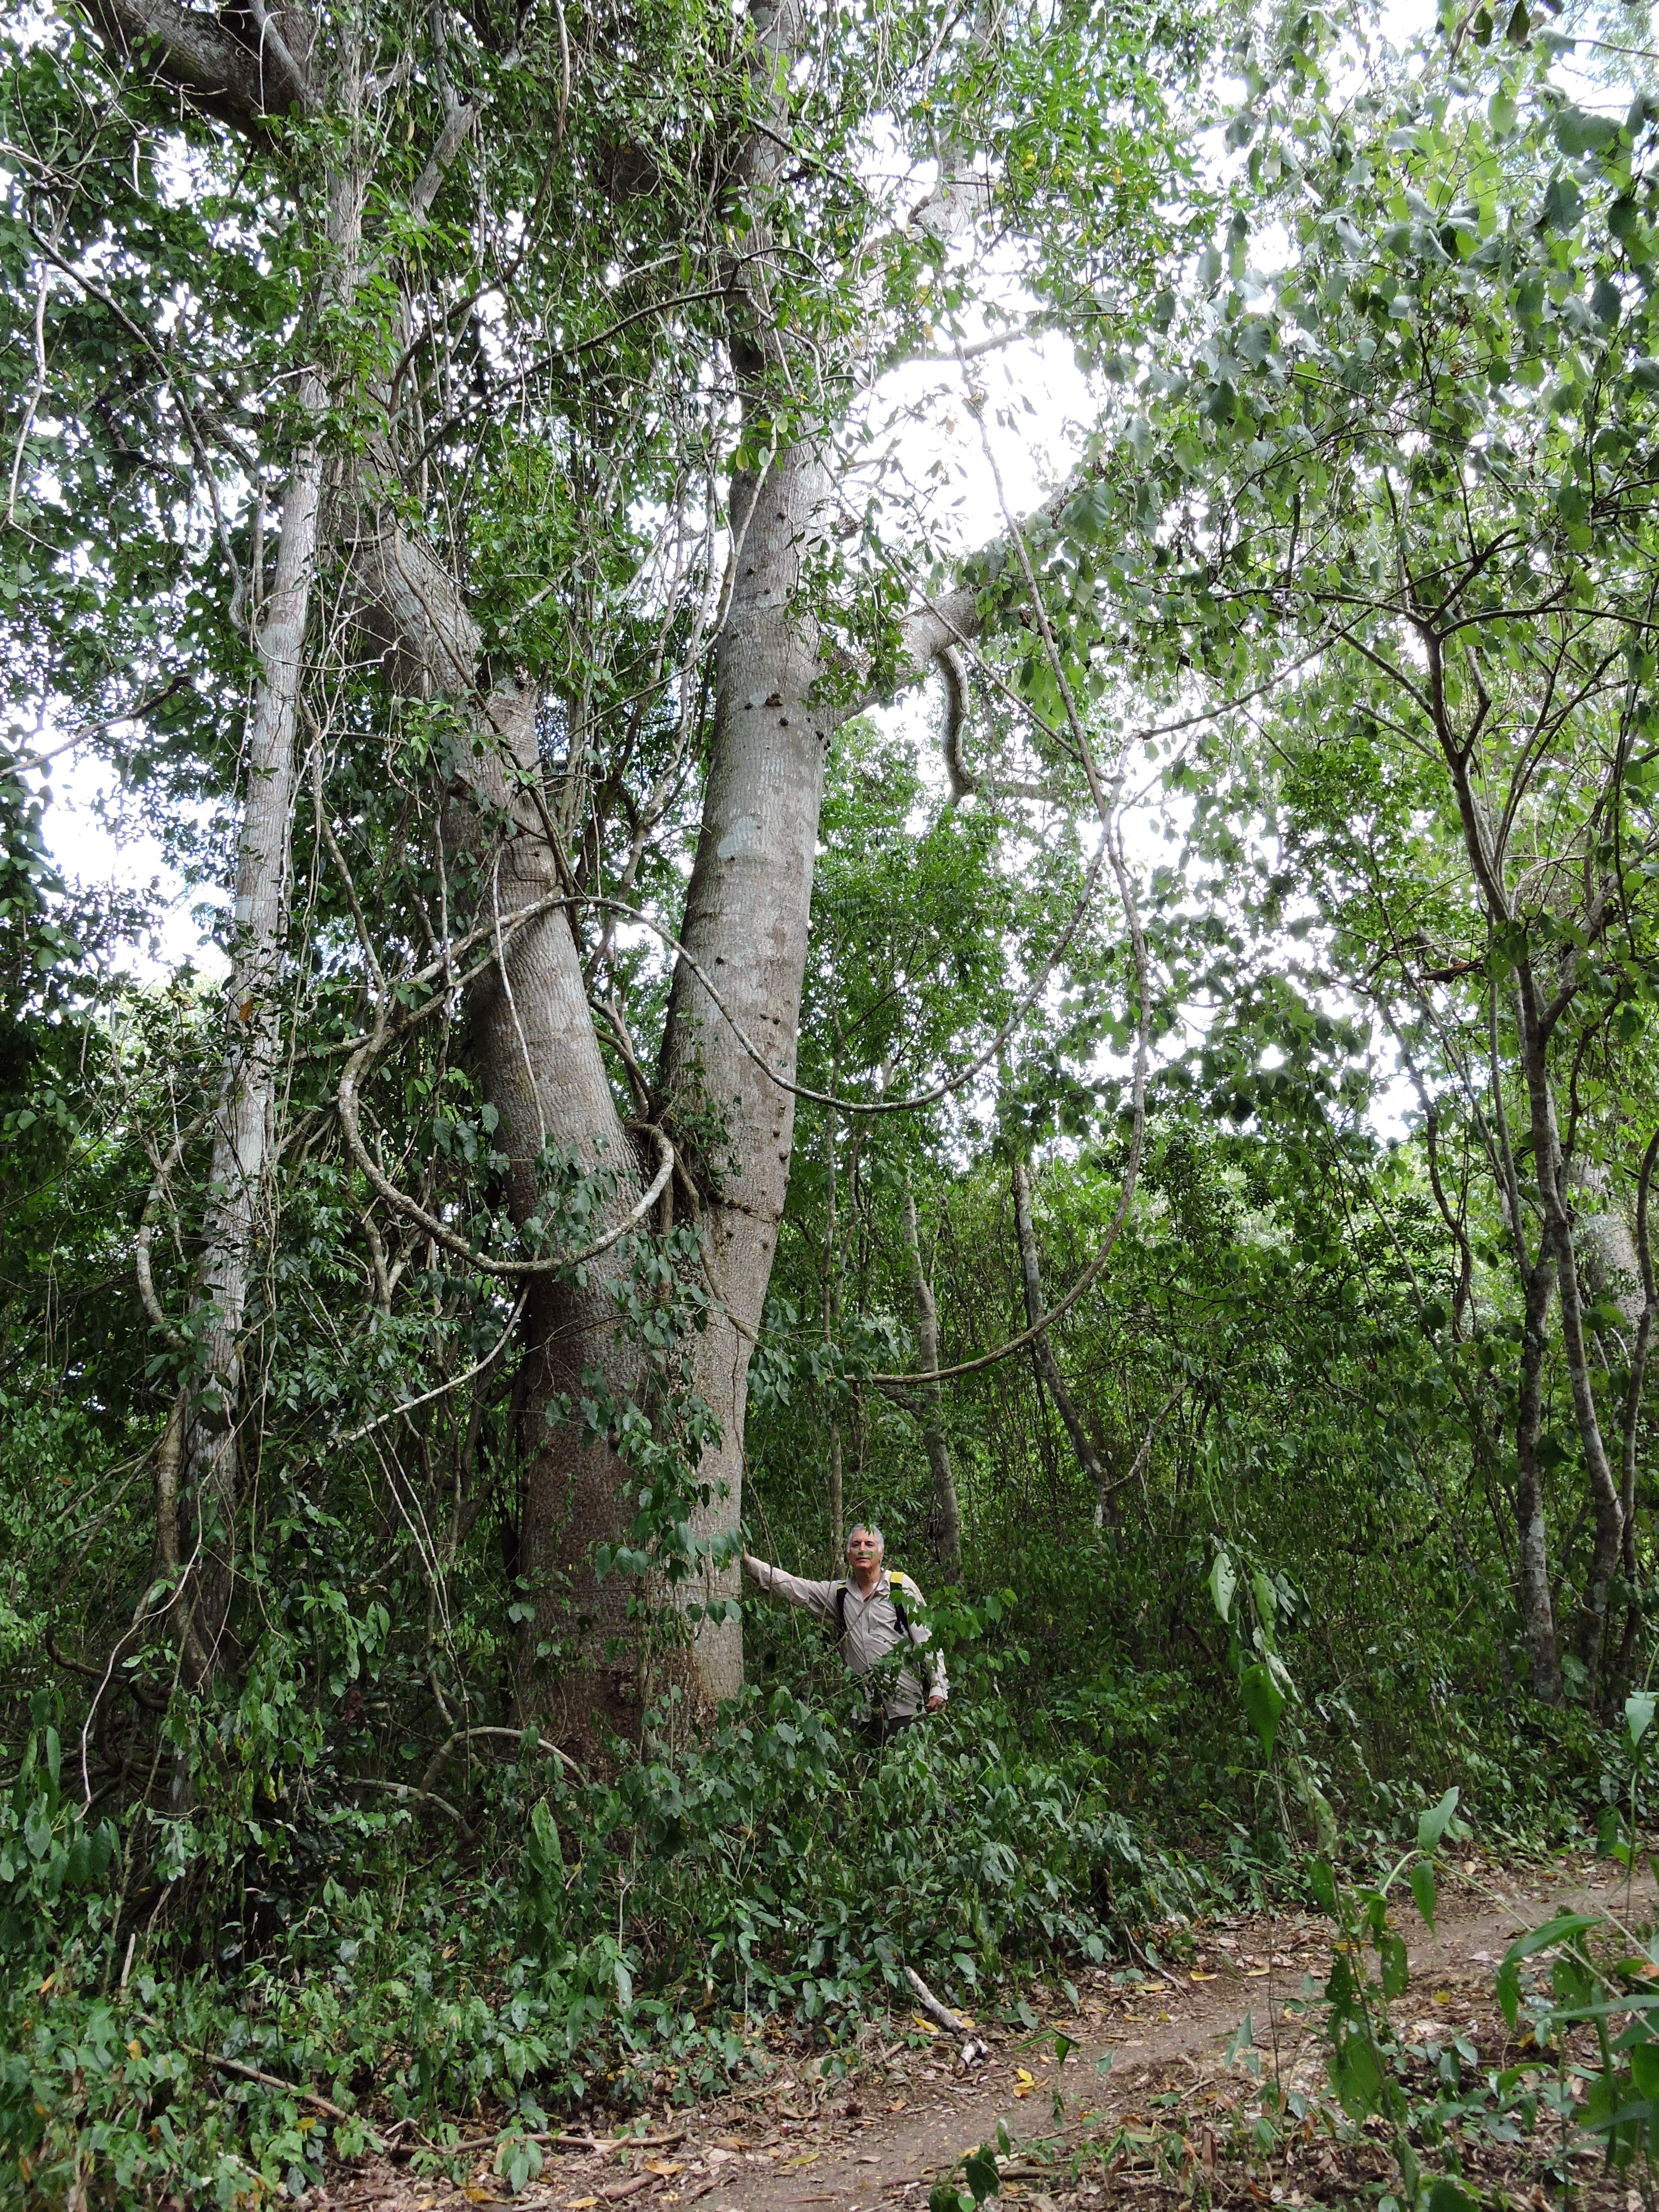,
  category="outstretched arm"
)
[742,1552,838,1623]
